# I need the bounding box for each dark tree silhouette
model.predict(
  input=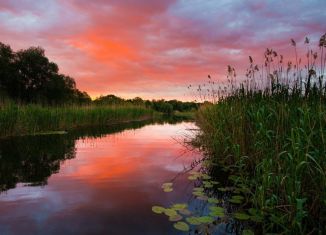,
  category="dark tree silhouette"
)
[0,42,91,104]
